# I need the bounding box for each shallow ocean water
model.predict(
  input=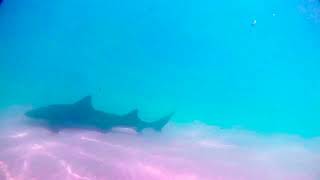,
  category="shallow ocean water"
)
[0,0,320,136]
[1,0,320,179]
